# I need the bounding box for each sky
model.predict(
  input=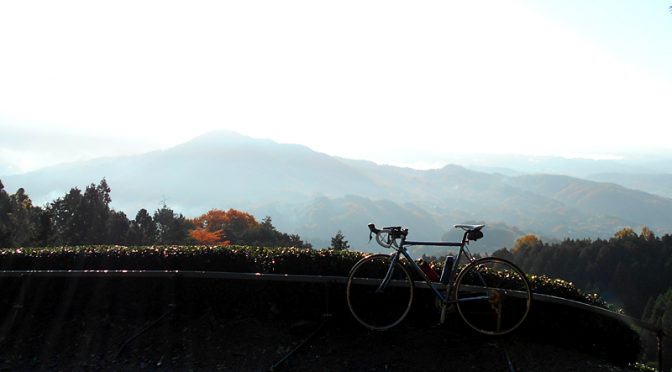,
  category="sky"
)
[1,0,671,174]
